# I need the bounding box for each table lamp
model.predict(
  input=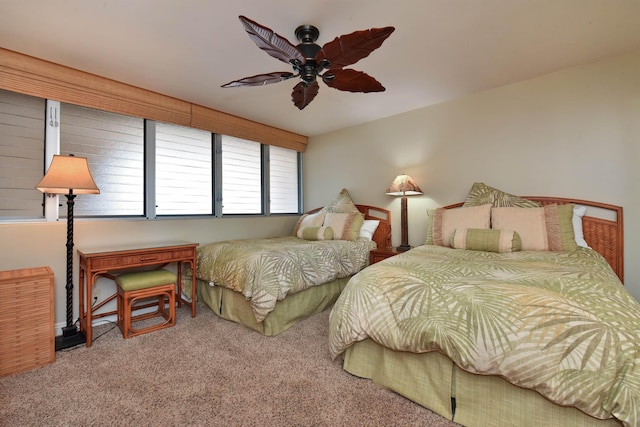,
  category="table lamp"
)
[385,174,422,252]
